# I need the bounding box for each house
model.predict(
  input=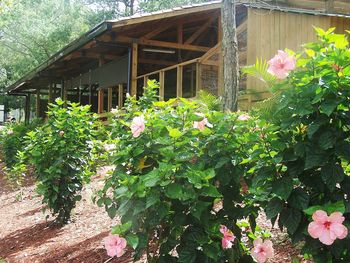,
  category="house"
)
[6,0,350,122]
